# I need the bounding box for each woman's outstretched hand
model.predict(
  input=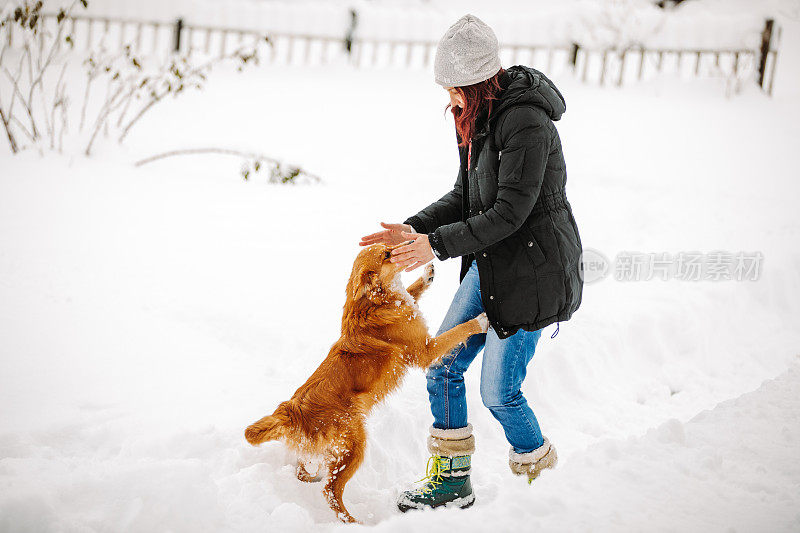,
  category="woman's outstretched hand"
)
[359,222,414,247]
[390,232,434,272]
